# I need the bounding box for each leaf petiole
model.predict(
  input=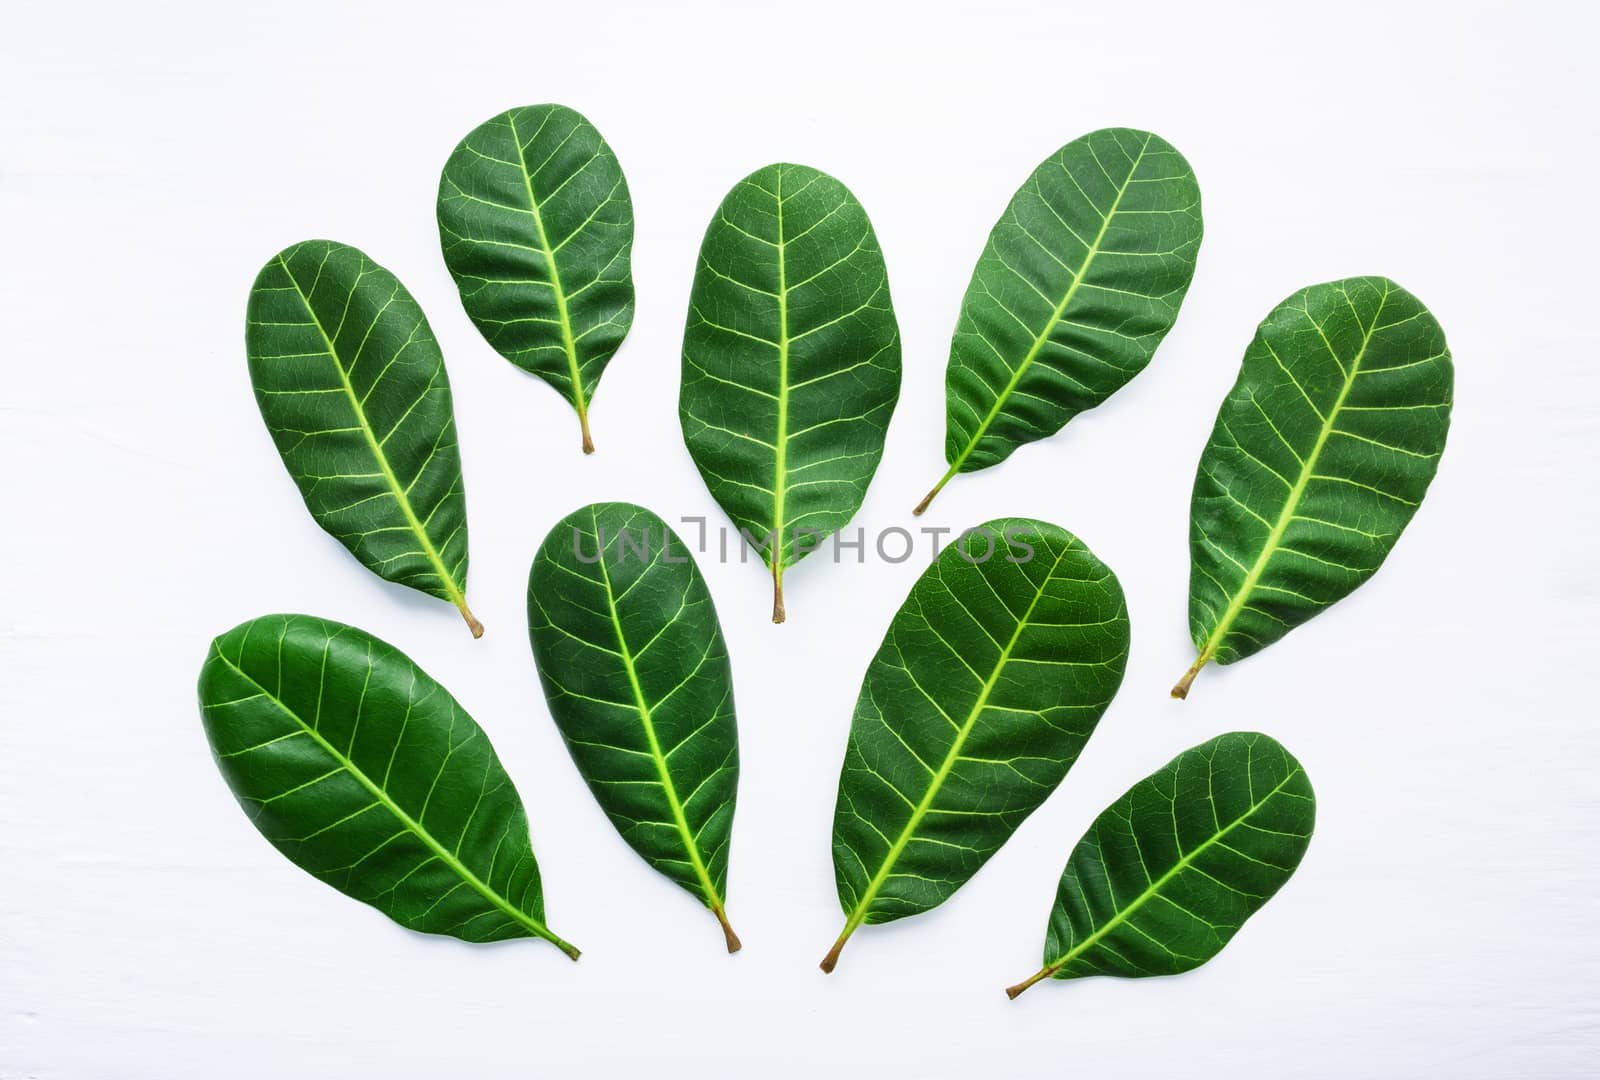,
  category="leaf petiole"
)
[1170,646,1212,699]
[819,913,864,974]
[1004,965,1057,999]
[577,399,594,455]
[715,905,742,954]
[913,461,959,516]
[457,600,485,640]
